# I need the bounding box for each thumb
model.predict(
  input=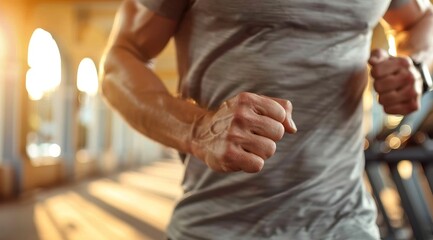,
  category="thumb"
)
[269,97,297,134]
[369,48,390,65]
